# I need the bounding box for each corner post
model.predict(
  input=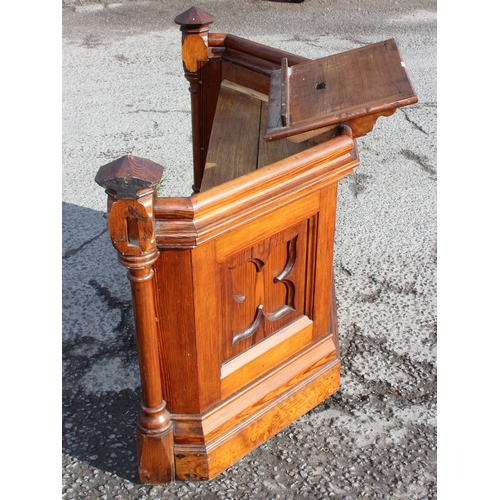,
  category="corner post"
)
[174,6,215,193]
[95,155,175,484]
